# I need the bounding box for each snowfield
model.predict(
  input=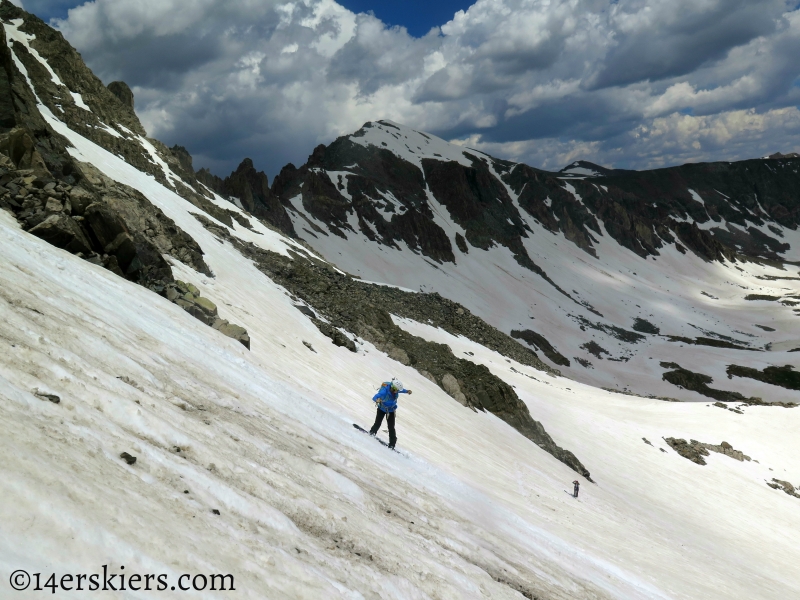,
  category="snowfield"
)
[2,20,800,600]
